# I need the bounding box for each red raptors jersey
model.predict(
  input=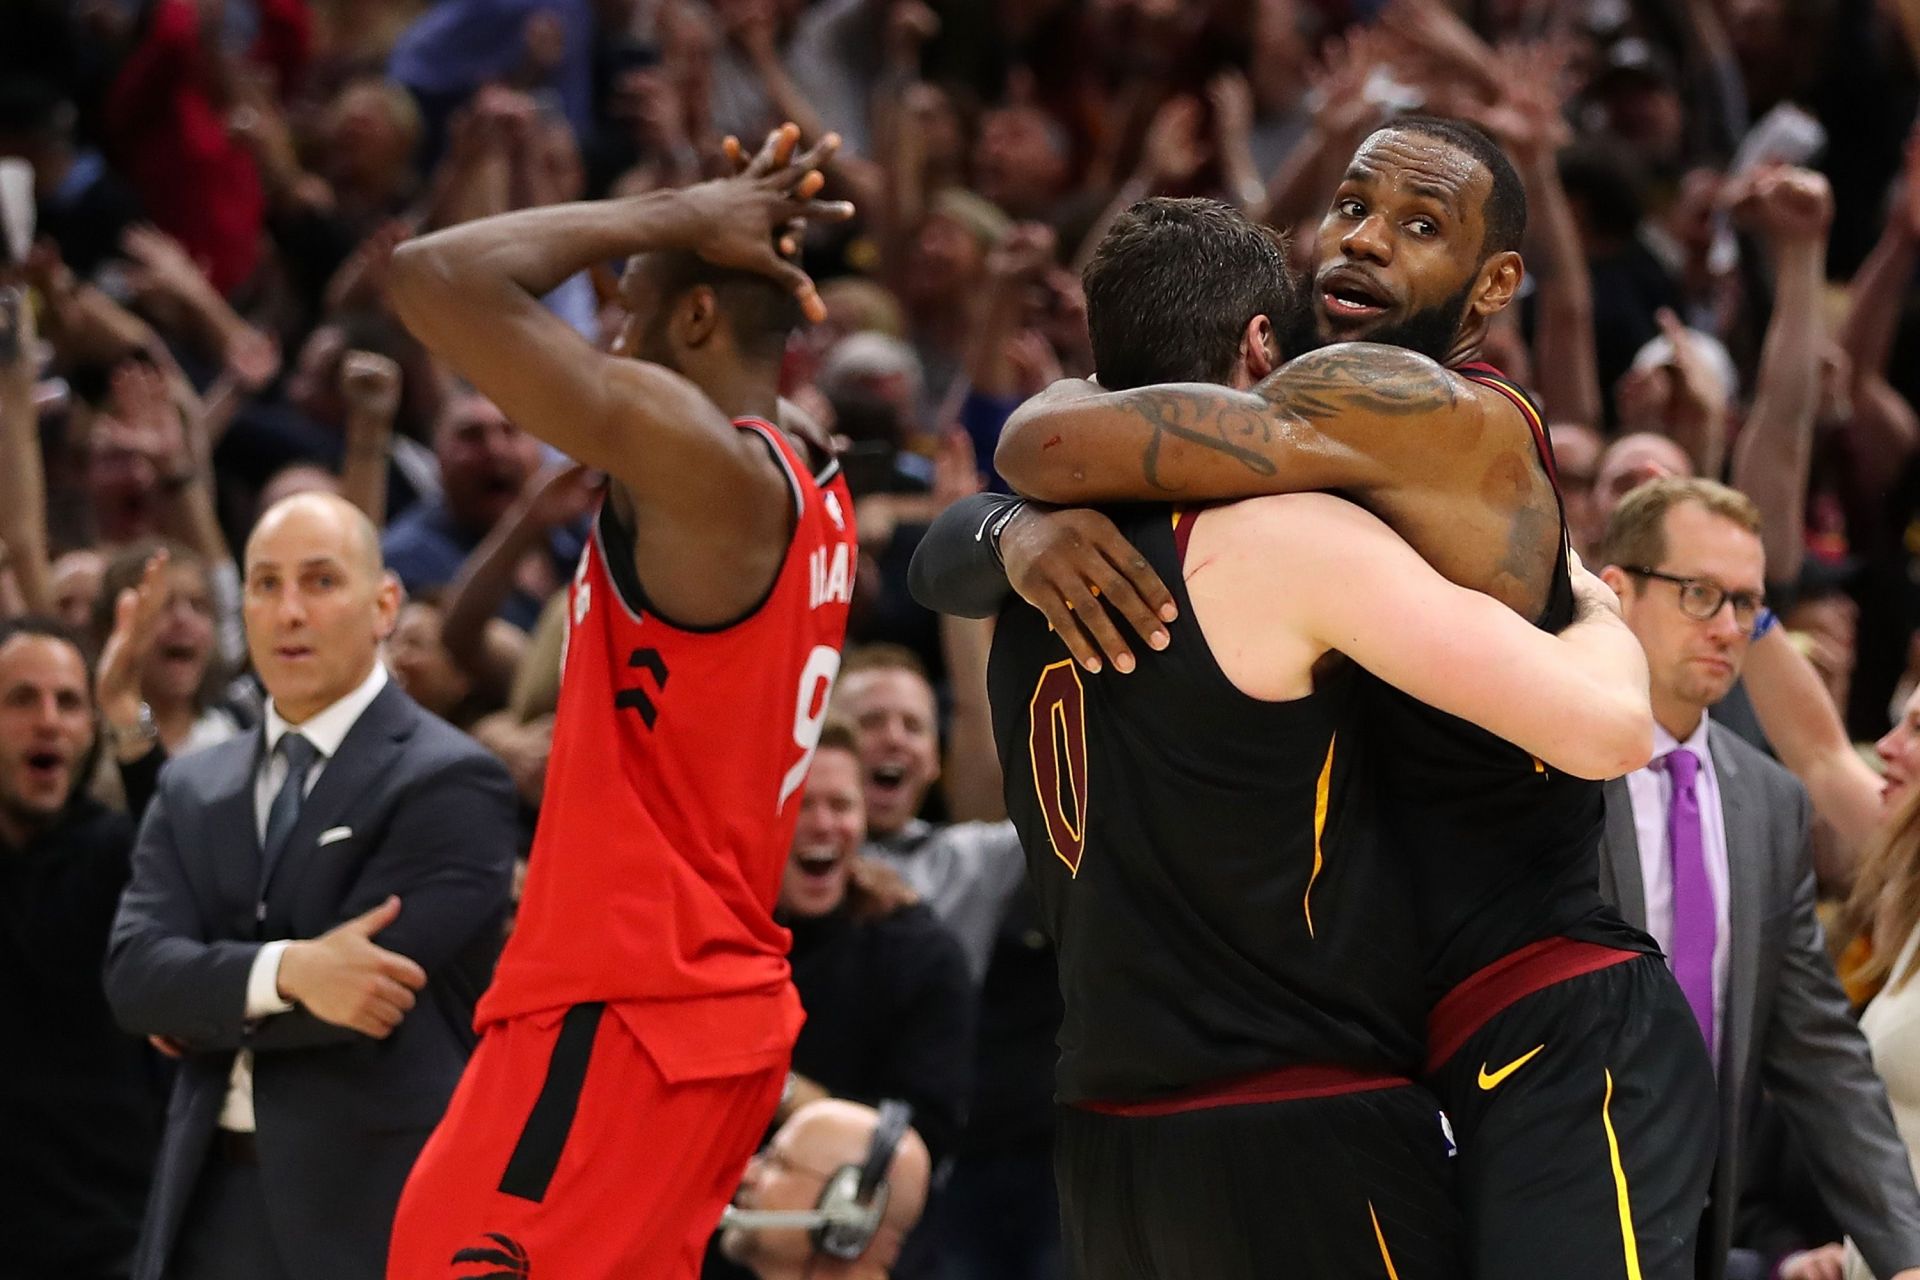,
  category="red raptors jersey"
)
[478,419,857,1081]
